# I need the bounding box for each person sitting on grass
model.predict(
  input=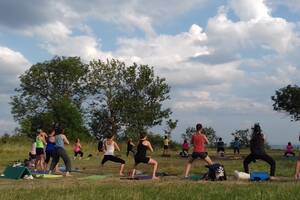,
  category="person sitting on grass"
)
[216,137,225,157]
[233,137,241,155]
[284,142,295,157]
[74,138,84,160]
[101,134,126,176]
[126,138,135,157]
[243,123,276,179]
[184,123,213,178]
[131,132,159,180]
[49,127,72,177]
[180,139,189,157]
[163,136,169,156]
